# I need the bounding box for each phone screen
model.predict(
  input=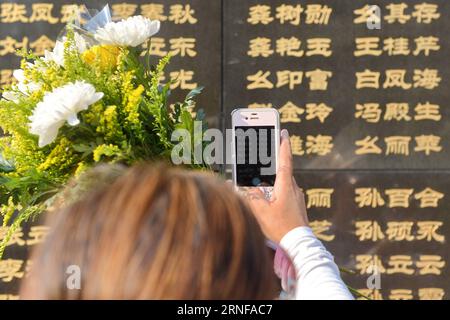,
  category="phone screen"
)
[235,125,276,187]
